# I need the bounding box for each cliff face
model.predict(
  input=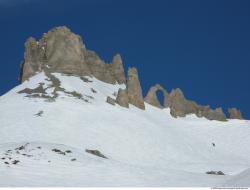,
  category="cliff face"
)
[19,26,243,120]
[20,26,144,110]
[20,26,125,85]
